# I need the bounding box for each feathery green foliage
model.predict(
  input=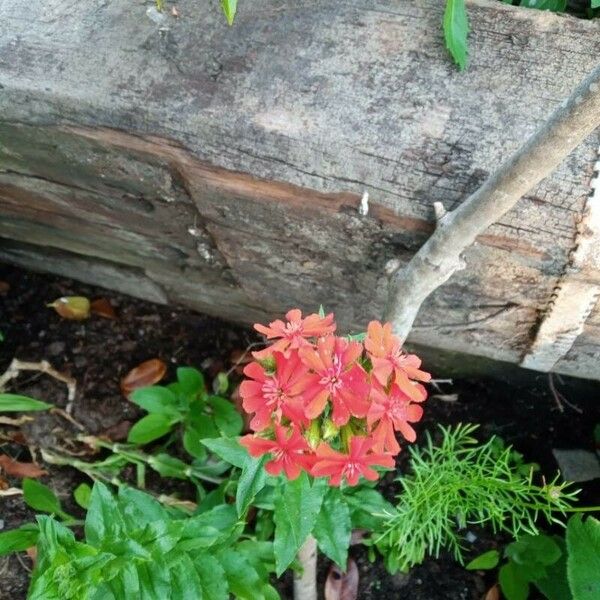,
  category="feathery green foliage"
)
[375,424,578,573]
